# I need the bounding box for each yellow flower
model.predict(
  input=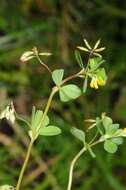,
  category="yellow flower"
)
[90,76,106,89]
[123,128,126,133]
[90,77,99,89]
[97,77,106,86]
[121,128,126,137]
